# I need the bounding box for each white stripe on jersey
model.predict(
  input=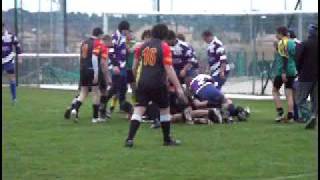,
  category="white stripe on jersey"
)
[220,55,227,60]
[2,52,15,64]
[216,47,225,54]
